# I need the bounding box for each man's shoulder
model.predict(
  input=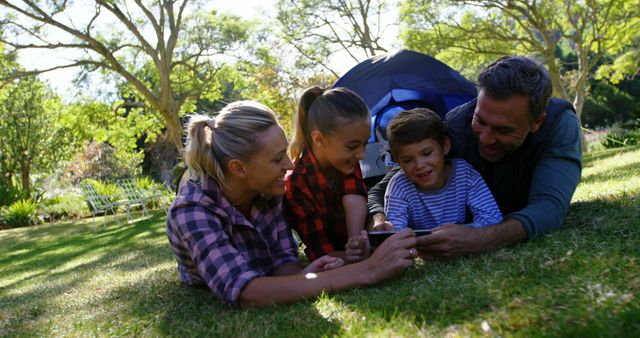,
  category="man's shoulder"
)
[538,98,579,140]
[445,99,477,125]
